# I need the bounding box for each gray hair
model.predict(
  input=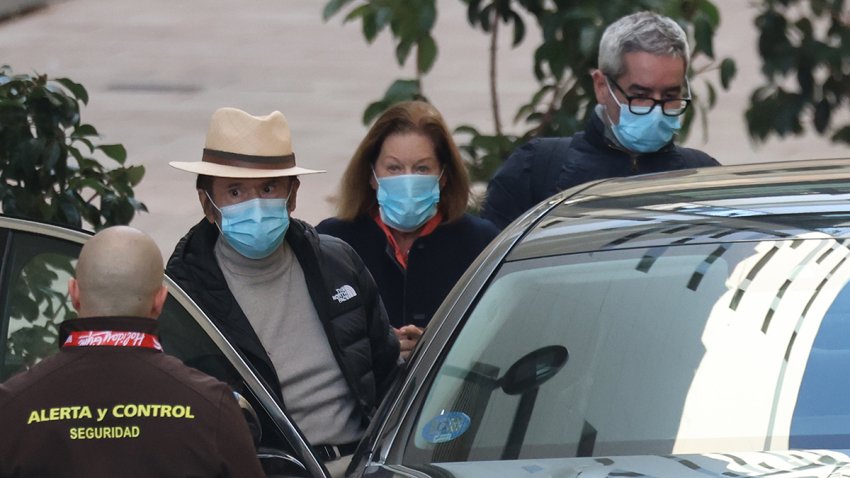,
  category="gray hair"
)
[598,11,690,78]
